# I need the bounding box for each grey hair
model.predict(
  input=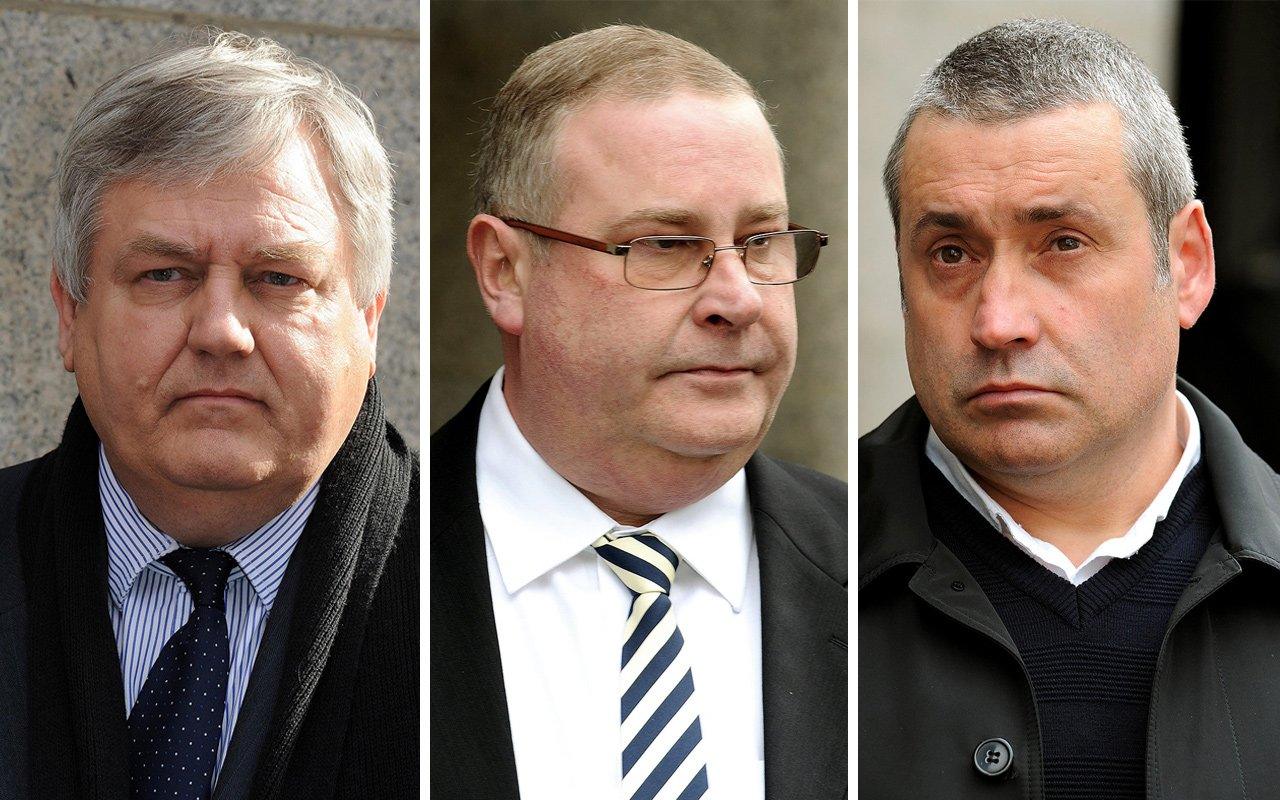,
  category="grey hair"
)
[473,24,771,258]
[882,18,1194,280]
[54,30,393,305]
